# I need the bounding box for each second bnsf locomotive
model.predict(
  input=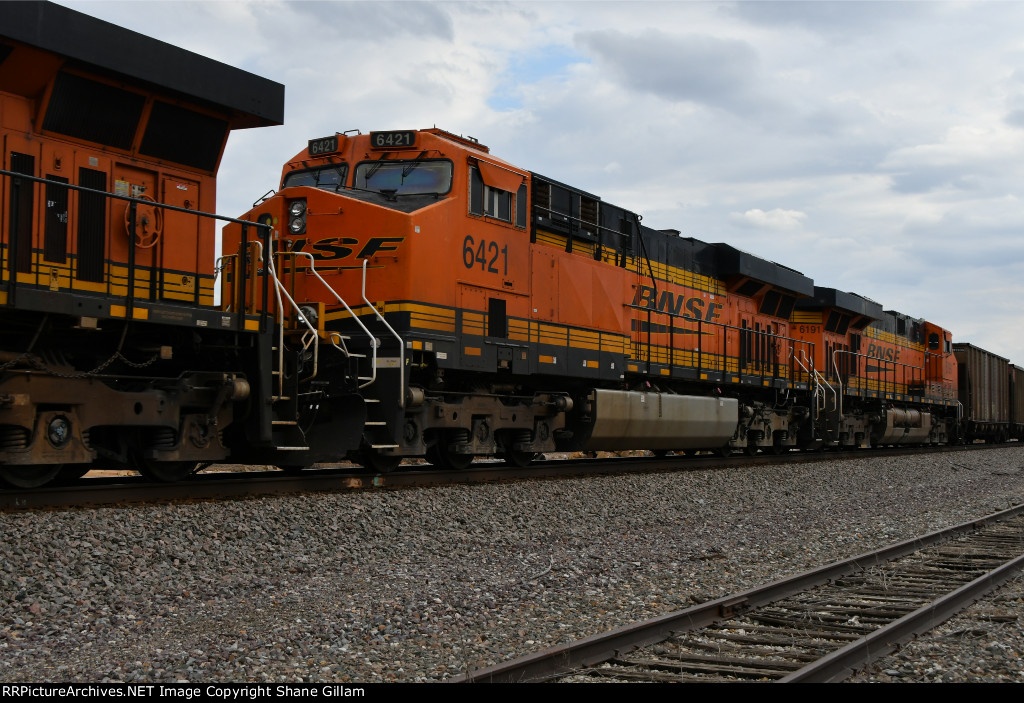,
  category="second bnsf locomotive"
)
[226,128,961,472]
